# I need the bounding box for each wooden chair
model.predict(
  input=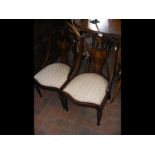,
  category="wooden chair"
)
[61,34,119,125]
[34,23,80,111]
